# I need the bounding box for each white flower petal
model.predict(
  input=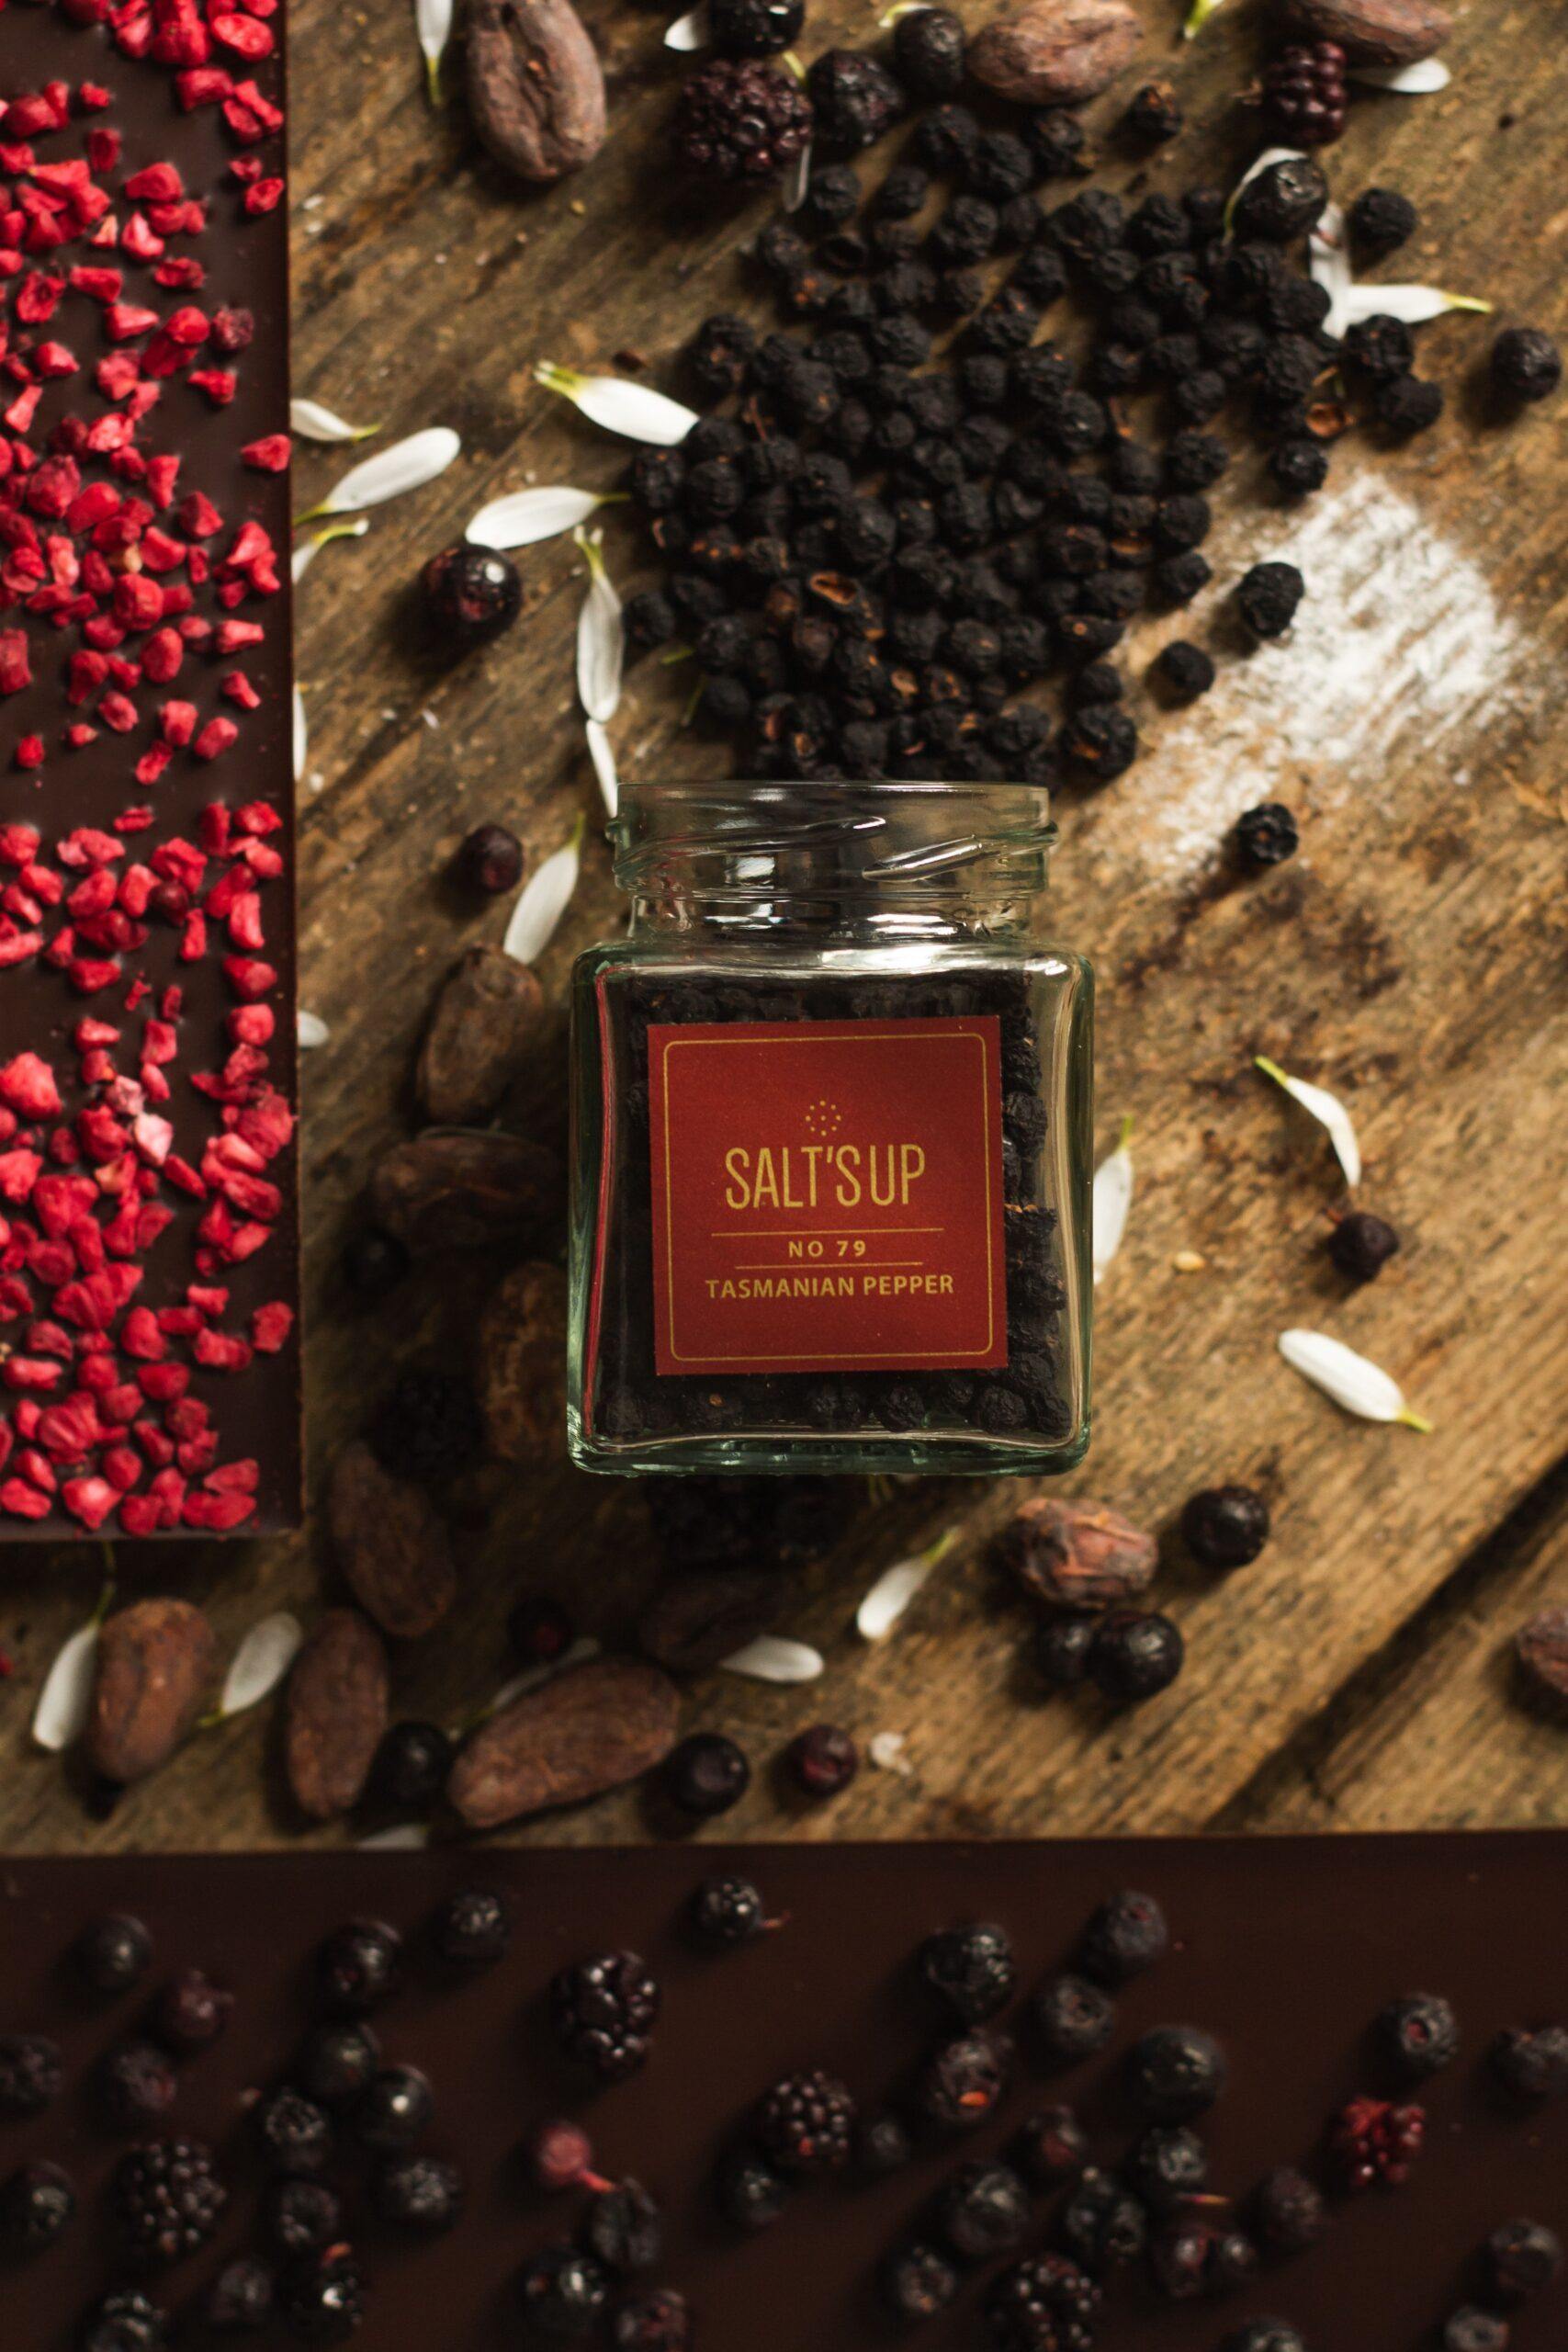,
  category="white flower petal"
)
[721,1636,825,1683]
[220,1611,303,1716]
[1279,1329,1432,1430]
[291,685,307,784]
[290,399,378,444]
[856,1532,955,1642]
[1309,200,1354,334]
[870,1729,914,1776]
[298,1009,330,1050]
[575,528,623,723]
[664,3,707,47]
[417,0,452,100]
[1350,57,1450,90]
[877,0,931,23]
[502,817,583,966]
[32,1620,100,1751]
[1256,1057,1361,1188]
[1091,1114,1134,1283]
[467,485,605,549]
[586,718,618,817]
[782,138,813,214]
[480,1637,601,1723]
[290,515,369,583]
[303,427,460,519]
[535,365,698,448]
[1339,283,1491,327]
[359,1821,431,1850]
